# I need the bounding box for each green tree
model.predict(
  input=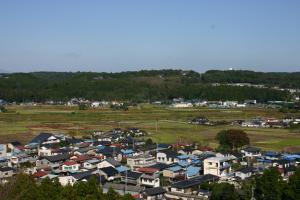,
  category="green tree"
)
[288,168,300,200]
[7,173,39,200]
[59,184,77,200]
[106,187,119,200]
[211,183,238,200]
[78,104,88,110]
[145,138,154,146]
[255,168,284,200]
[37,178,63,200]
[216,129,250,151]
